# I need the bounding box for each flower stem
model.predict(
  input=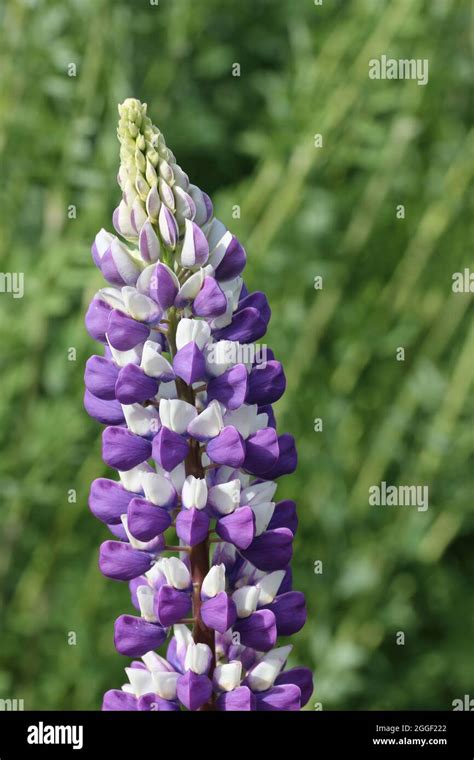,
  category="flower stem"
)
[167,307,216,710]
